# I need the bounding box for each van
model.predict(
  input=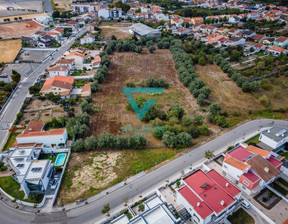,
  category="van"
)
[0,73,8,78]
